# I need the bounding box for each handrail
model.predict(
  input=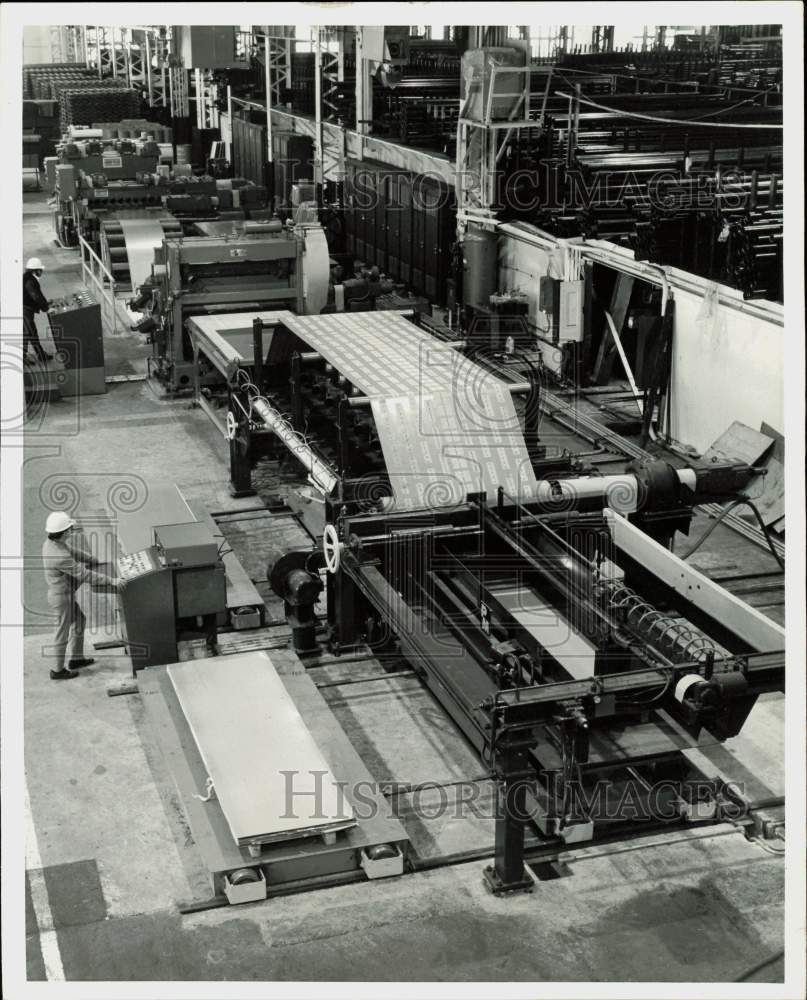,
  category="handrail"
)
[78,234,118,336]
